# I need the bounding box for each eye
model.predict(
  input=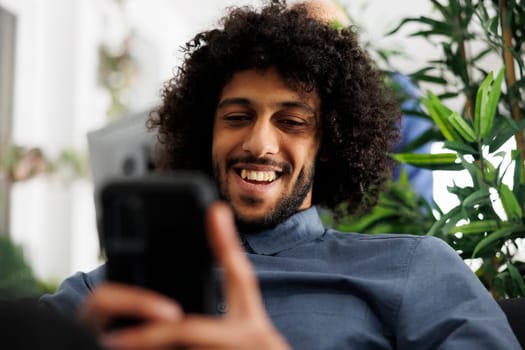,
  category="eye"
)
[276,115,310,132]
[279,119,304,126]
[224,114,251,121]
[222,114,252,126]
